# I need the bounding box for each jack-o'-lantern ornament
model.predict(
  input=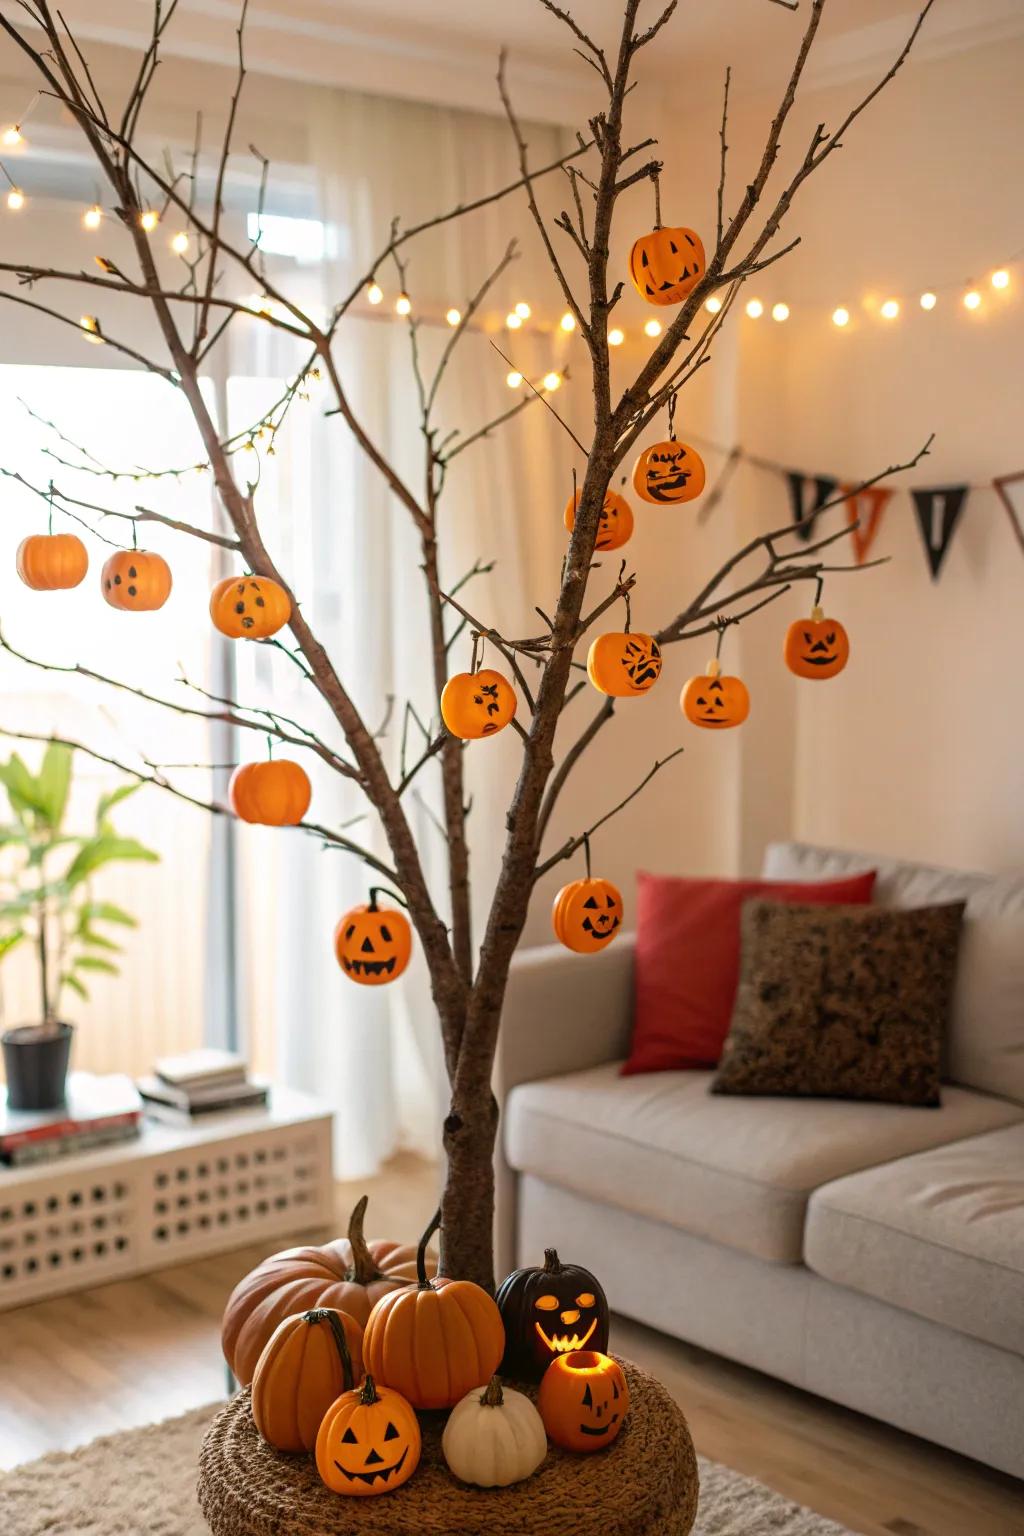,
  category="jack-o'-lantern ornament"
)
[316,1374,421,1497]
[632,439,705,505]
[210,574,291,639]
[100,549,172,611]
[587,630,662,697]
[16,533,88,590]
[441,667,517,739]
[334,891,412,986]
[552,876,624,955]
[563,488,634,551]
[784,603,850,680]
[496,1248,610,1381]
[628,225,705,306]
[680,657,750,730]
[538,1350,630,1454]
